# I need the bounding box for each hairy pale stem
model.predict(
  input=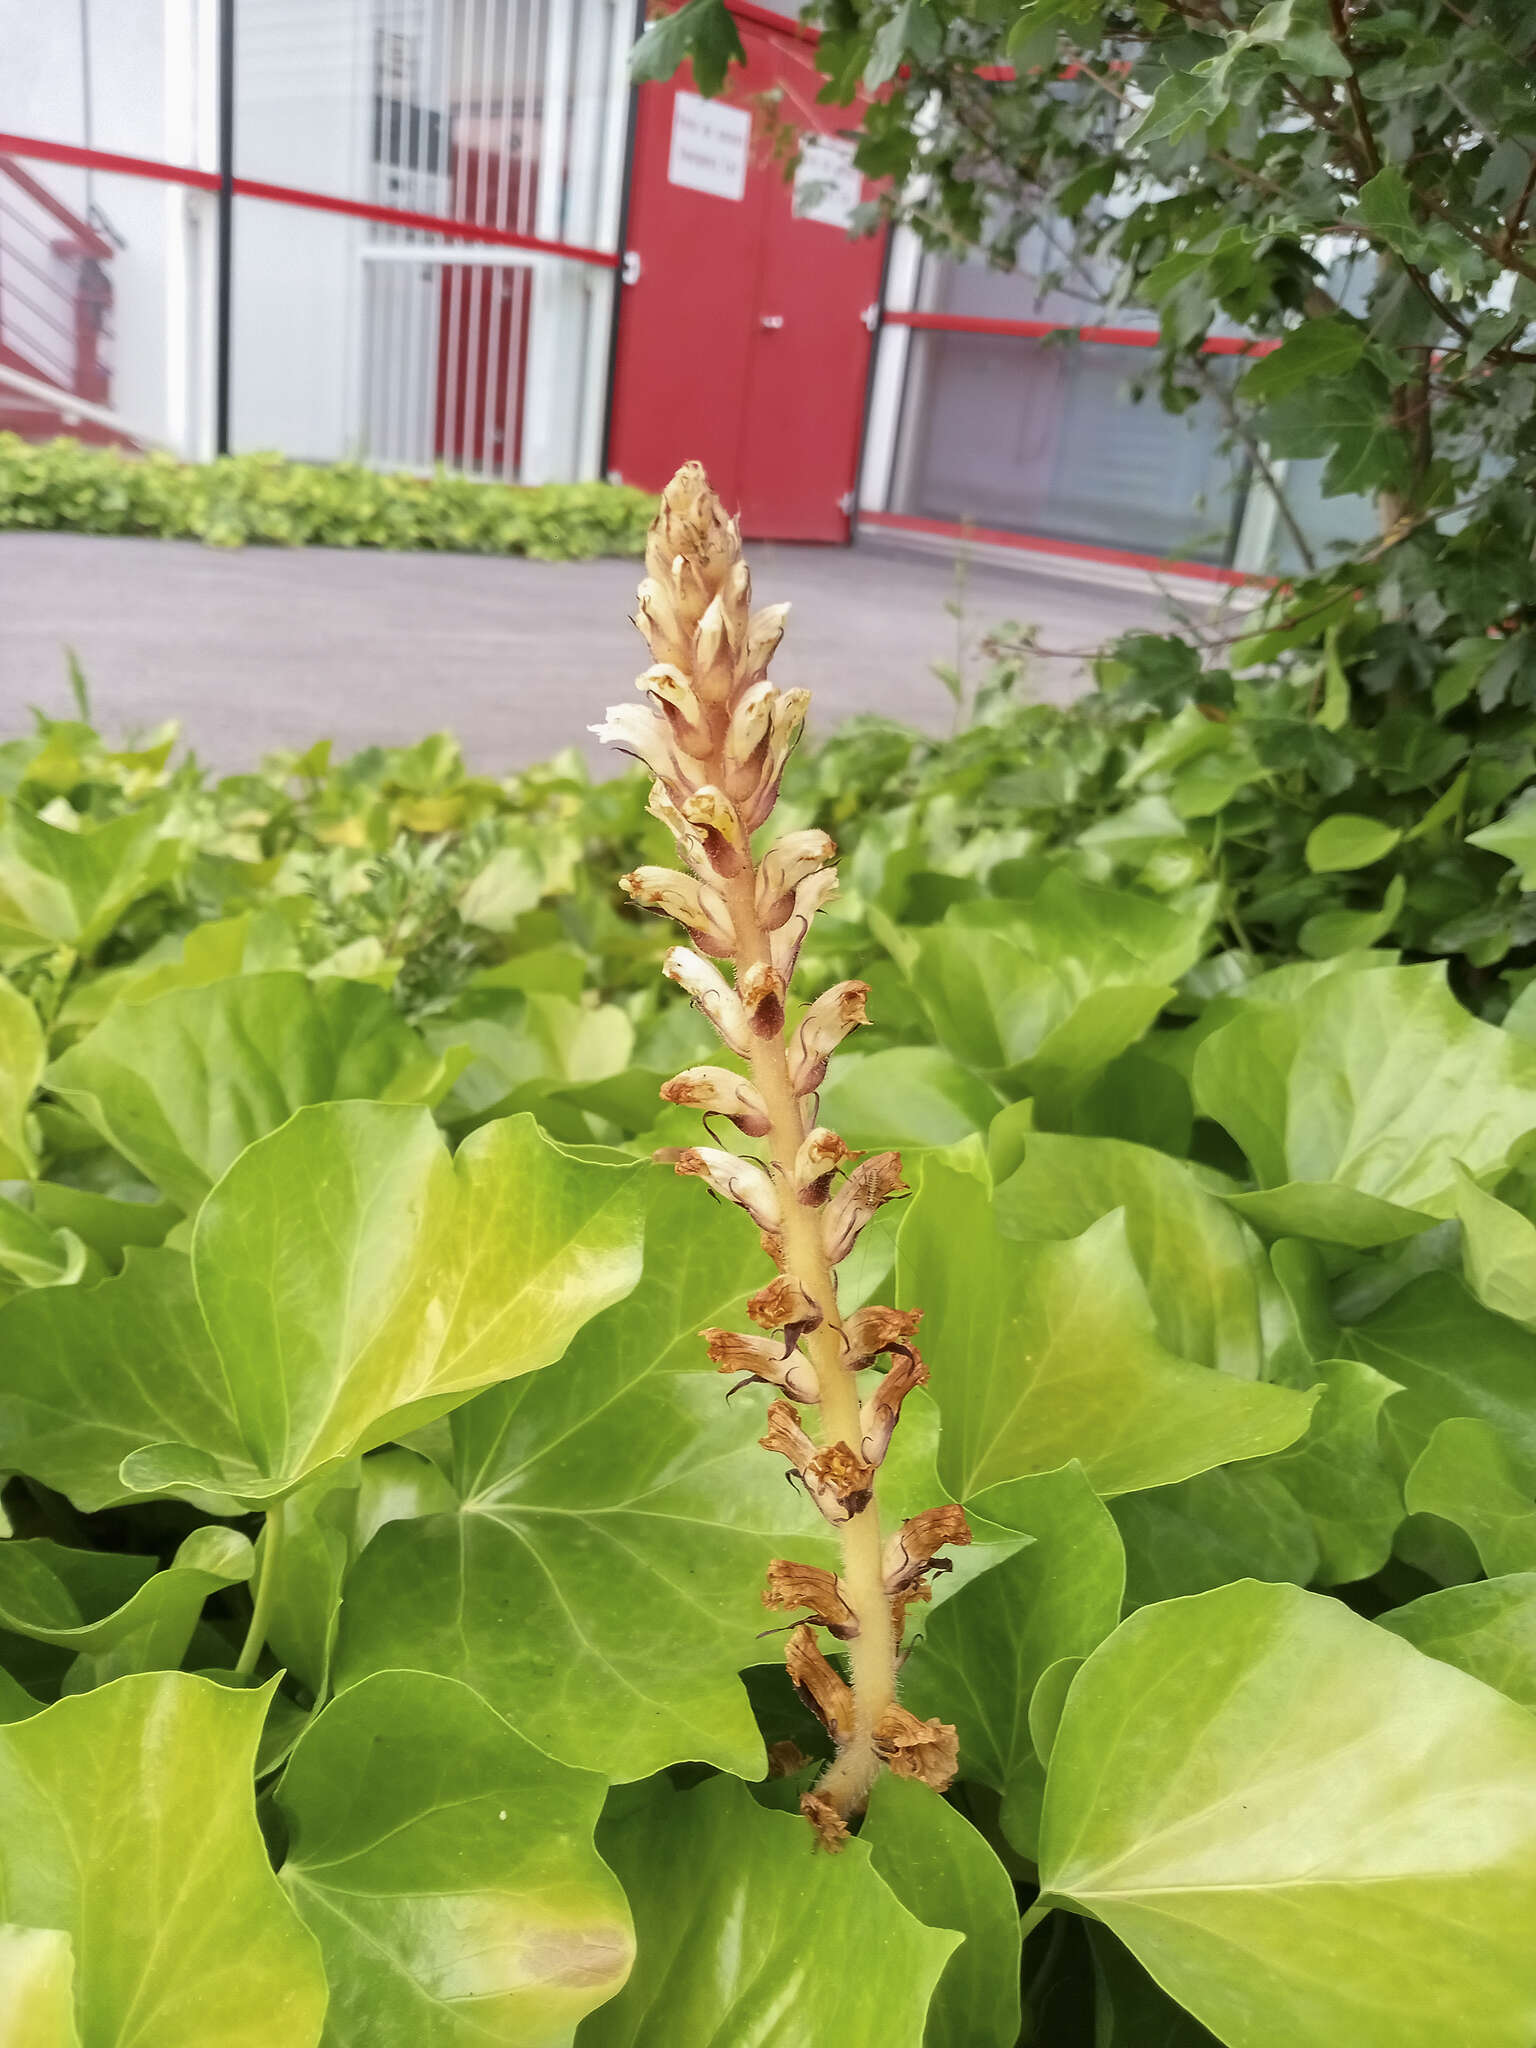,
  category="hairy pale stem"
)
[722,866,900,1801]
